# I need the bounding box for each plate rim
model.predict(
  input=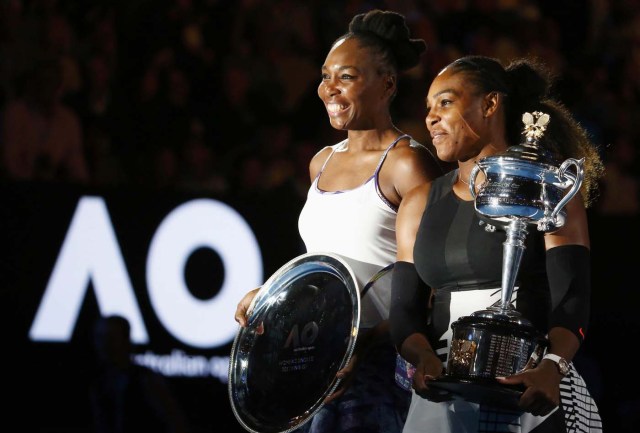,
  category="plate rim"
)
[228,251,361,433]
